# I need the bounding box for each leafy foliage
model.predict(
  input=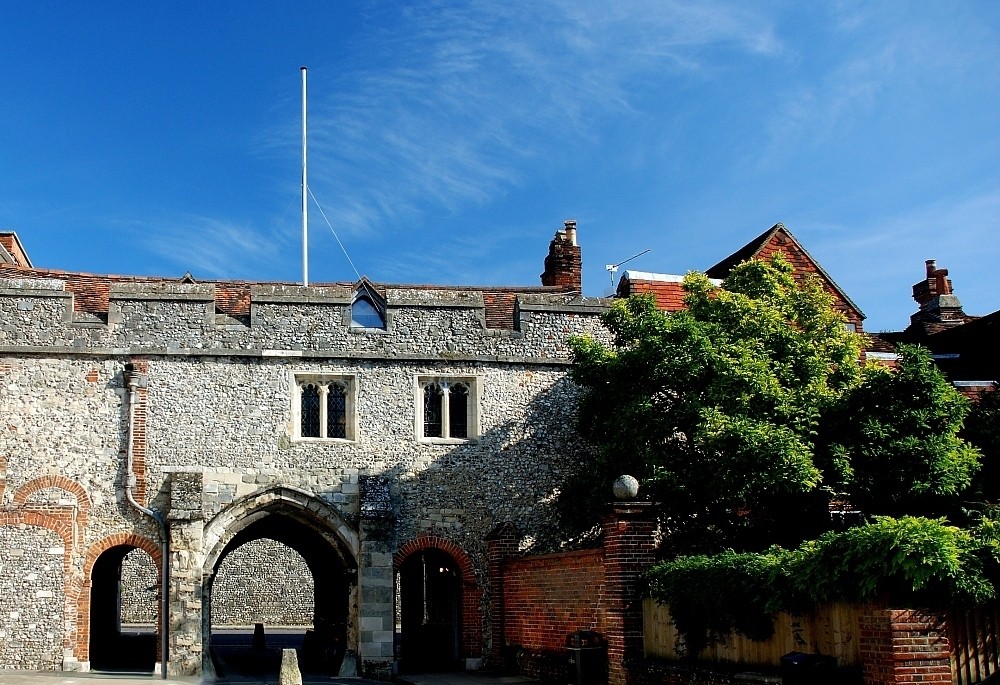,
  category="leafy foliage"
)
[820,344,981,516]
[647,516,1000,657]
[561,255,864,551]
[964,385,1000,502]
